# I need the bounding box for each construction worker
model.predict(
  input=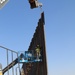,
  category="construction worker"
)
[35,45,41,61]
